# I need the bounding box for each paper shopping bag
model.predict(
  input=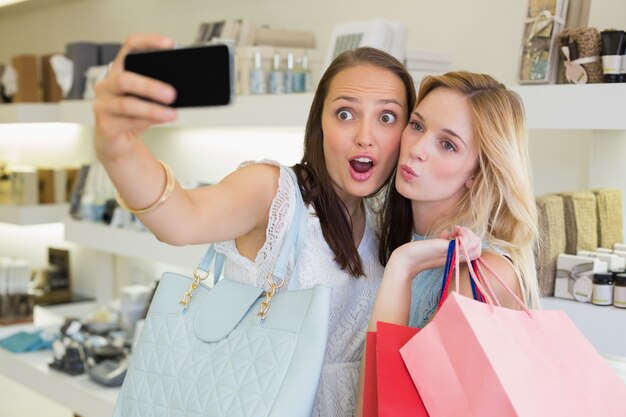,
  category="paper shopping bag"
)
[400,291,626,417]
[377,322,426,417]
[362,332,379,417]
[362,322,427,417]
